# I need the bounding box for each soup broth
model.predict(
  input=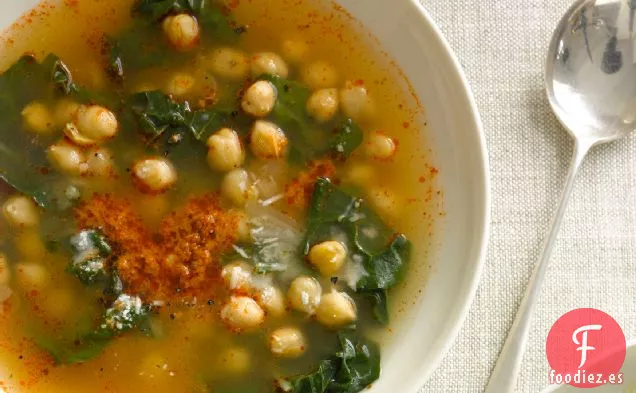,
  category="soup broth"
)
[0,1,440,392]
